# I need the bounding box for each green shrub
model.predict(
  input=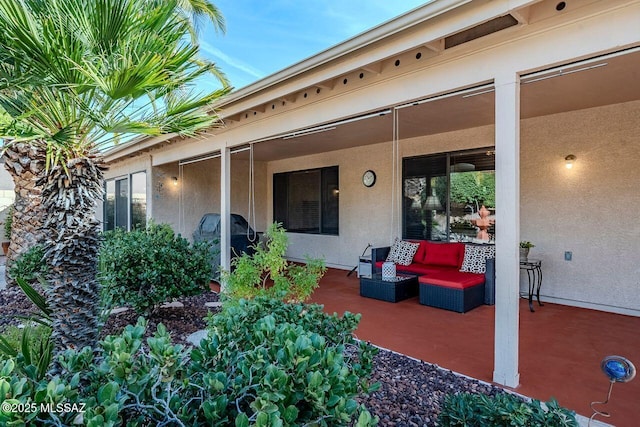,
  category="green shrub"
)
[0,278,53,381]
[192,296,379,426]
[7,243,48,283]
[0,306,378,426]
[439,392,578,427]
[0,325,51,358]
[99,223,212,314]
[221,222,326,302]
